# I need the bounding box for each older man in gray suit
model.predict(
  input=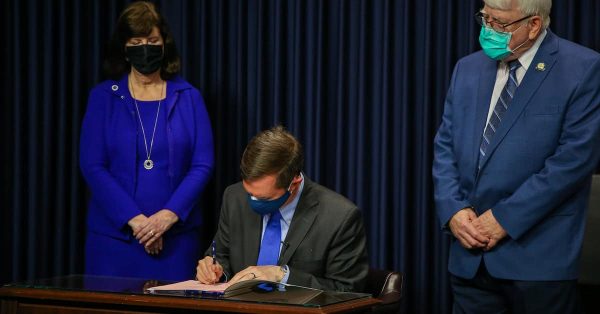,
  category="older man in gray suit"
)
[195,126,368,291]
